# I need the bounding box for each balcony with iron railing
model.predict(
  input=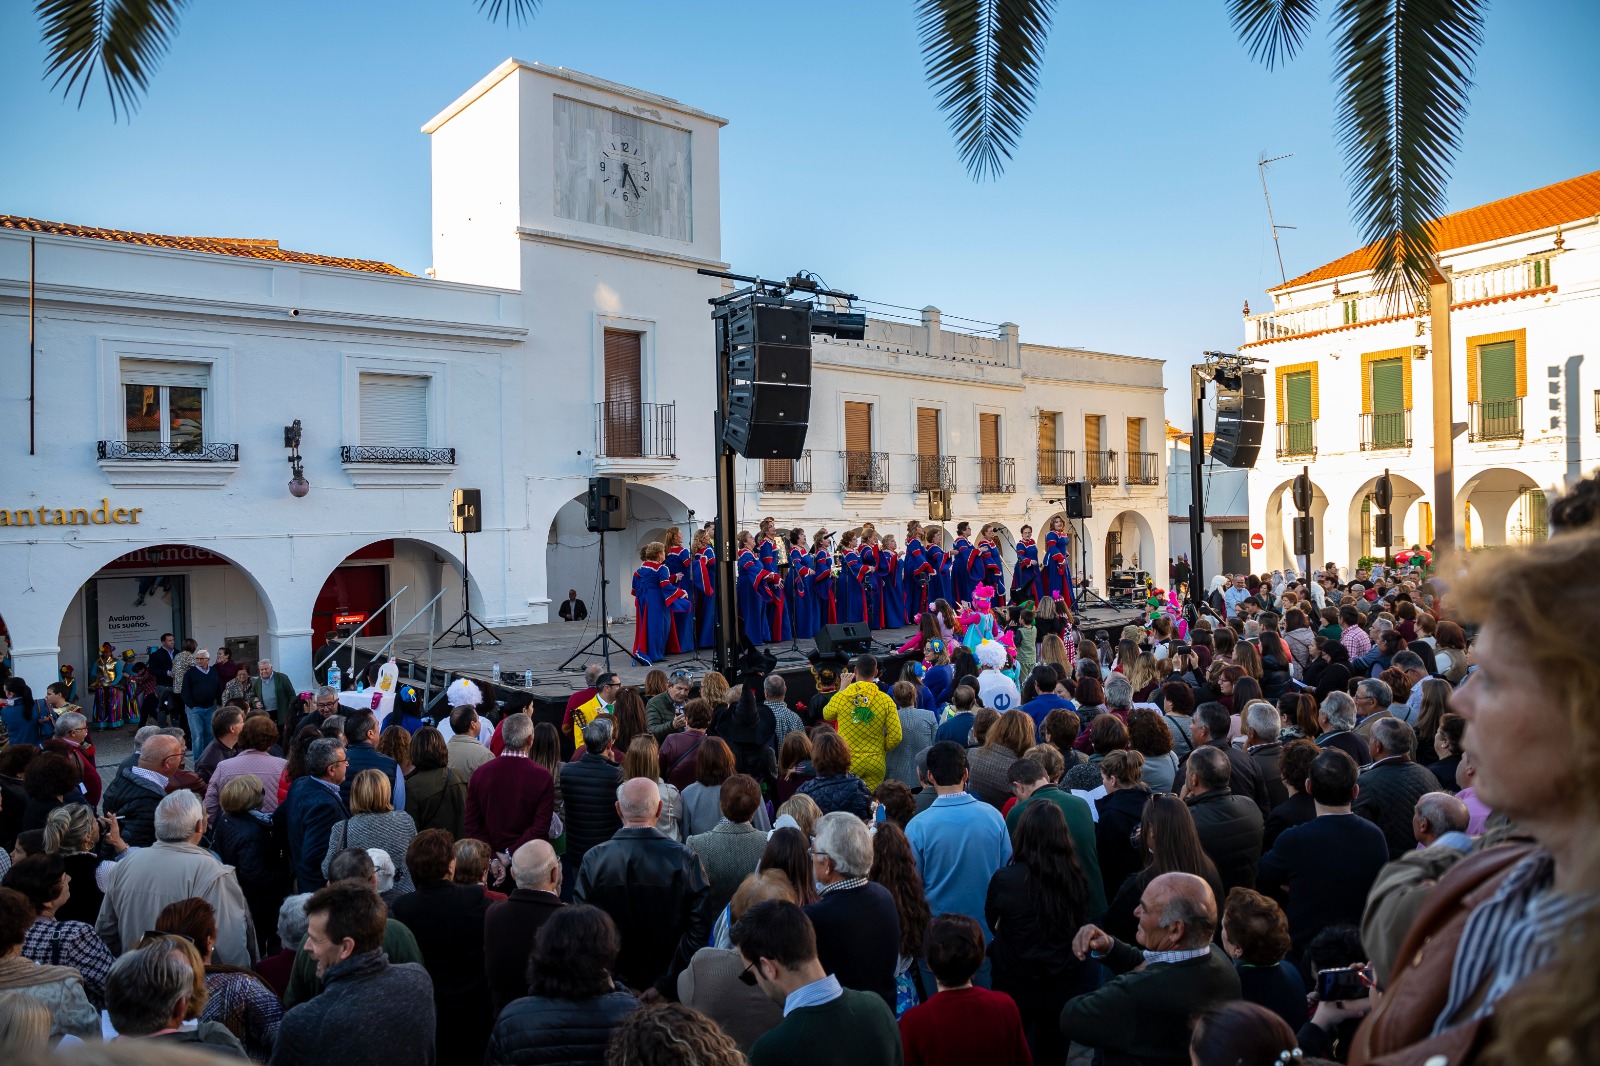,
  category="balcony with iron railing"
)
[593,402,677,471]
[914,455,956,493]
[1468,399,1522,443]
[1086,450,1119,486]
[1037,448,1075,485]
[1128,452,1161,486]
[839,450,890,494]
[98,440,239,461]
[1276,421,1317,459]
[976,456,1016,494]
[1360,410,1412,451]
[341,445,456,464]
[760,451,812,493]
